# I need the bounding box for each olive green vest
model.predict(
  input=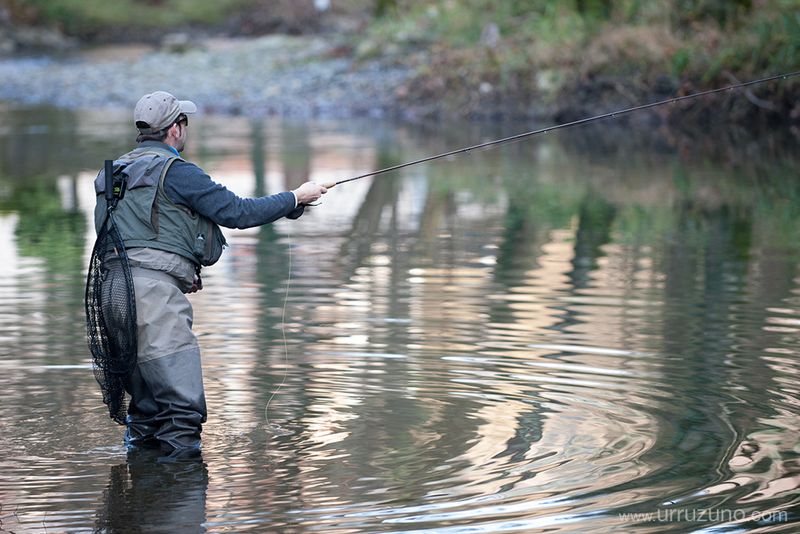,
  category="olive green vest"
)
[94,146,226,267]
